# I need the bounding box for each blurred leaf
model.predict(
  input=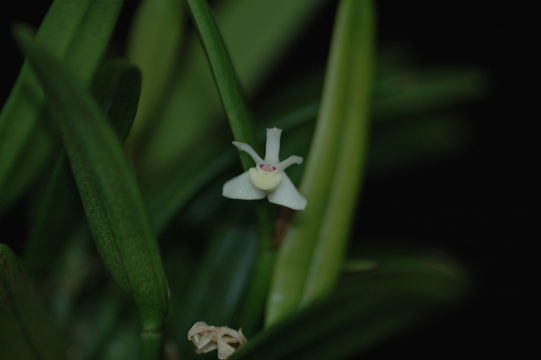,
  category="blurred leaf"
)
[127,0,185,145]
[147,141,234,233]
[23,60,141,280]
[373,67,487,120]
[75,290,122,360]
[0,243,65,360]
[15,27,169,338]
[47,224,95,329]
[234,252,467,360]
[100,323,139,360]
[0,0,124,212]
[267,0,374,324]
[91,59,142,142]
[137,0,329,183]
[368,114,470,173]
[23,155,80,278]
[173,226,258,358]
